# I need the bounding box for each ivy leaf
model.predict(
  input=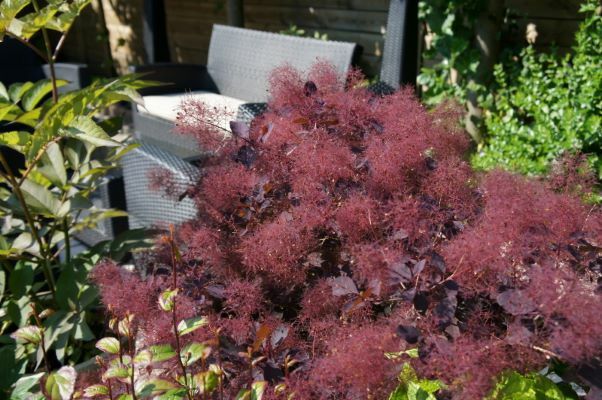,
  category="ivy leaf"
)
[177,316,208,337]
